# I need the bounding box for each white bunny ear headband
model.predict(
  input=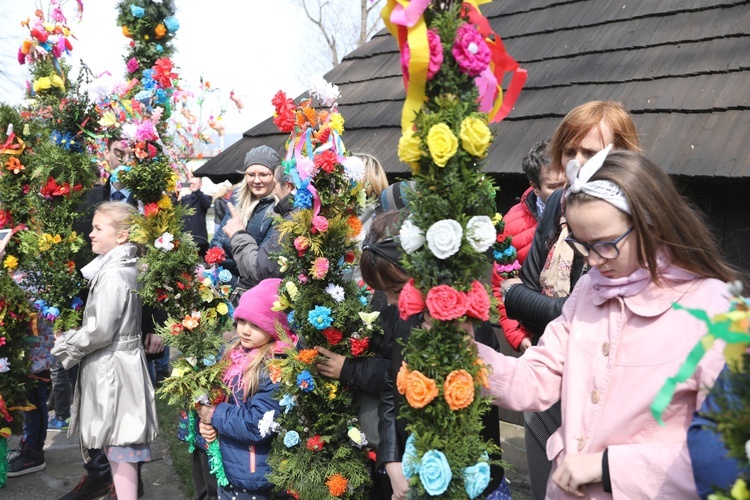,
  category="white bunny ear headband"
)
[564,144,631,214]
